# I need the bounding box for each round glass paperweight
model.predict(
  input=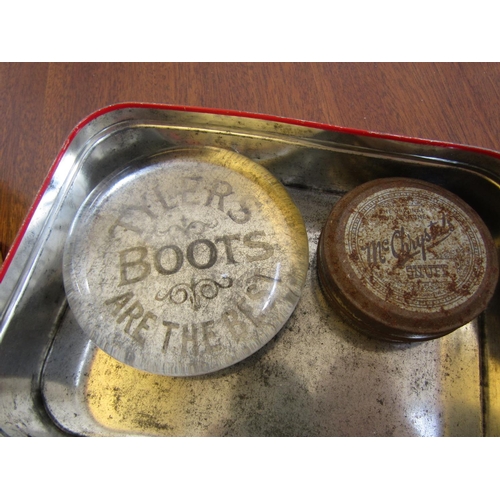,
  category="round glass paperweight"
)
[63,147,309,376]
